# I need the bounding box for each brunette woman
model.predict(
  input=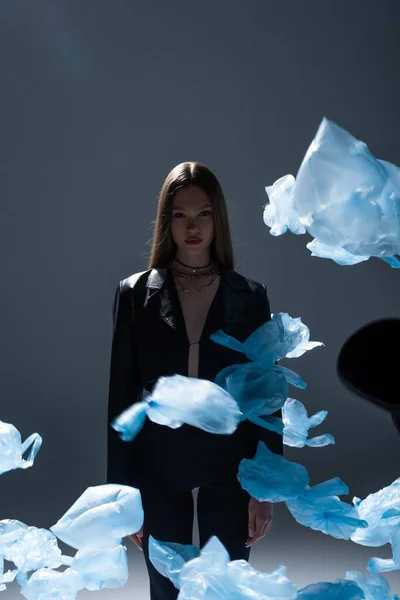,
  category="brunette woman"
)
[107,162,283,600]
